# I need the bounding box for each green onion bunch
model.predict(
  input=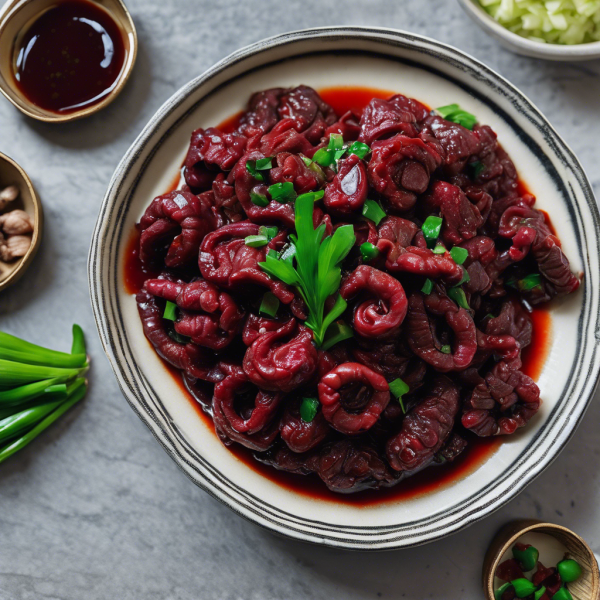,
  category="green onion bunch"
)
[0,325,89,464]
